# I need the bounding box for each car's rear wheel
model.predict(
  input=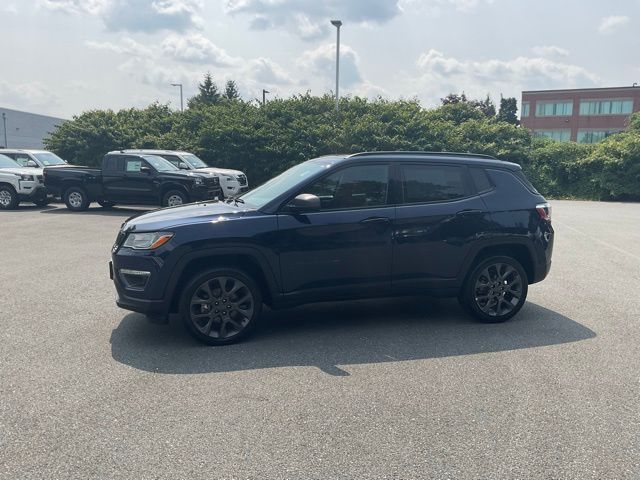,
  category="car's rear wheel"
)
[459,255,528,323]
[64,186,90,211]
[162,189,188,207]
[0,185,19,209]
[180,268,263,345]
